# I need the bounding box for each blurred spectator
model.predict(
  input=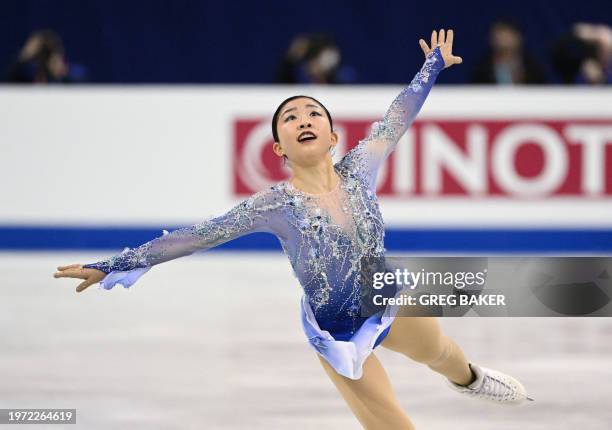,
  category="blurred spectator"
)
[471,19,546,85]
[276,33,357,84]
[6,30,87,83]
[552,23,612,85]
